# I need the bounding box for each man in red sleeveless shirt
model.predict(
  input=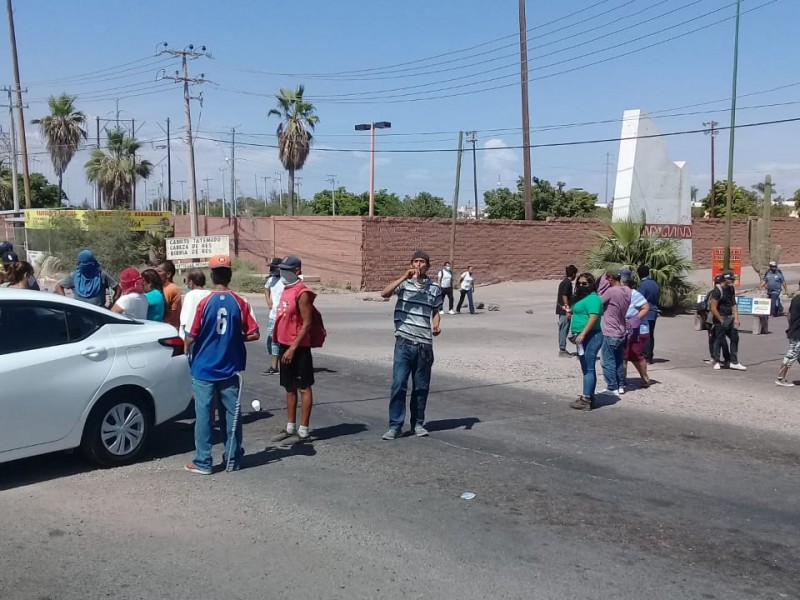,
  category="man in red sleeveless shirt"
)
[272,255,317,443]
